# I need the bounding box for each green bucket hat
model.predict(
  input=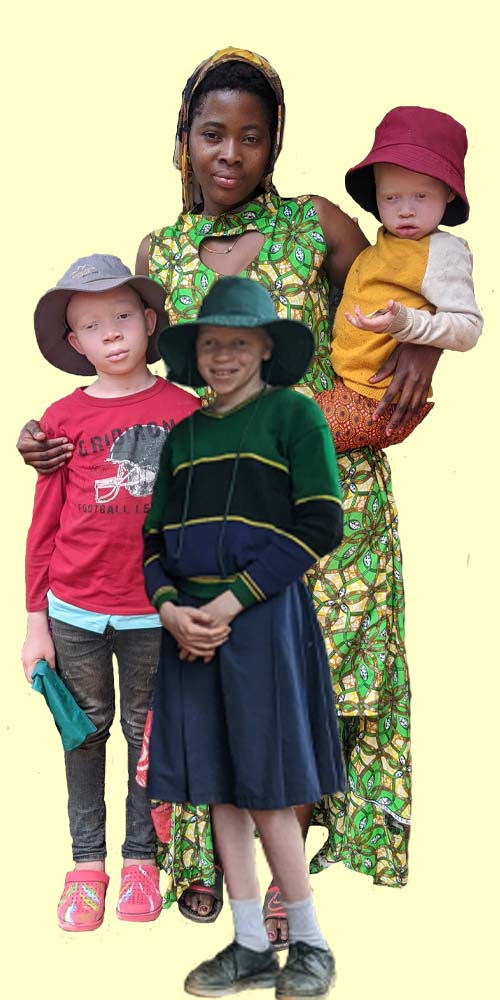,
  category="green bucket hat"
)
[158,277,313,388]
